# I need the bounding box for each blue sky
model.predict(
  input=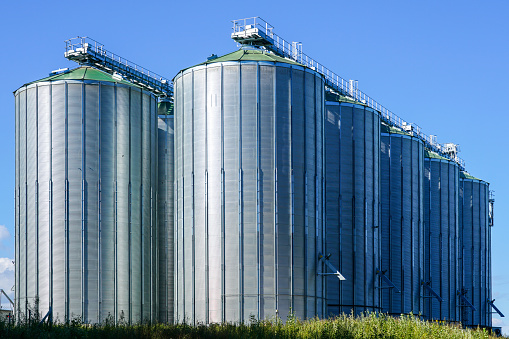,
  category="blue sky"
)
[1,0,507,333]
